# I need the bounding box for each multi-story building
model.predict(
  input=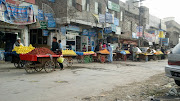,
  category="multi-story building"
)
[0,0,37,54]
[34,0,122,51]
[164,17,180,47]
